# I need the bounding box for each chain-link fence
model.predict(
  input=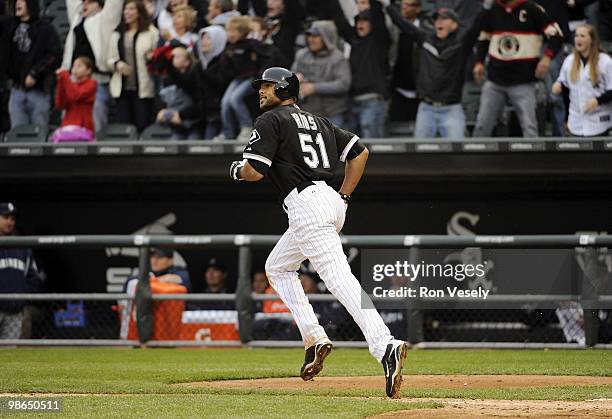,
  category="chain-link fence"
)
[2,295,611,347]
[1,234,611,348]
